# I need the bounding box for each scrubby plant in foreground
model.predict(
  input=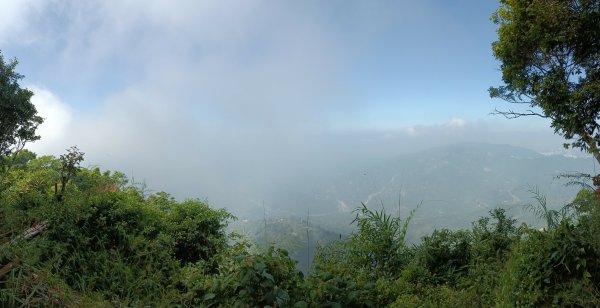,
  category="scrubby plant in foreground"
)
[0,153,238,306]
